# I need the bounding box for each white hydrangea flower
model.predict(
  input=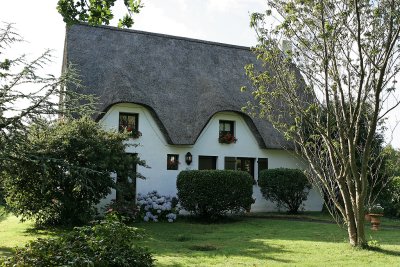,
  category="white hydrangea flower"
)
[138,190,179,223]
